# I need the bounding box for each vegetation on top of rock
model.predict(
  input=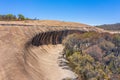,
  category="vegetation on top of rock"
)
[0,14,37,21]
